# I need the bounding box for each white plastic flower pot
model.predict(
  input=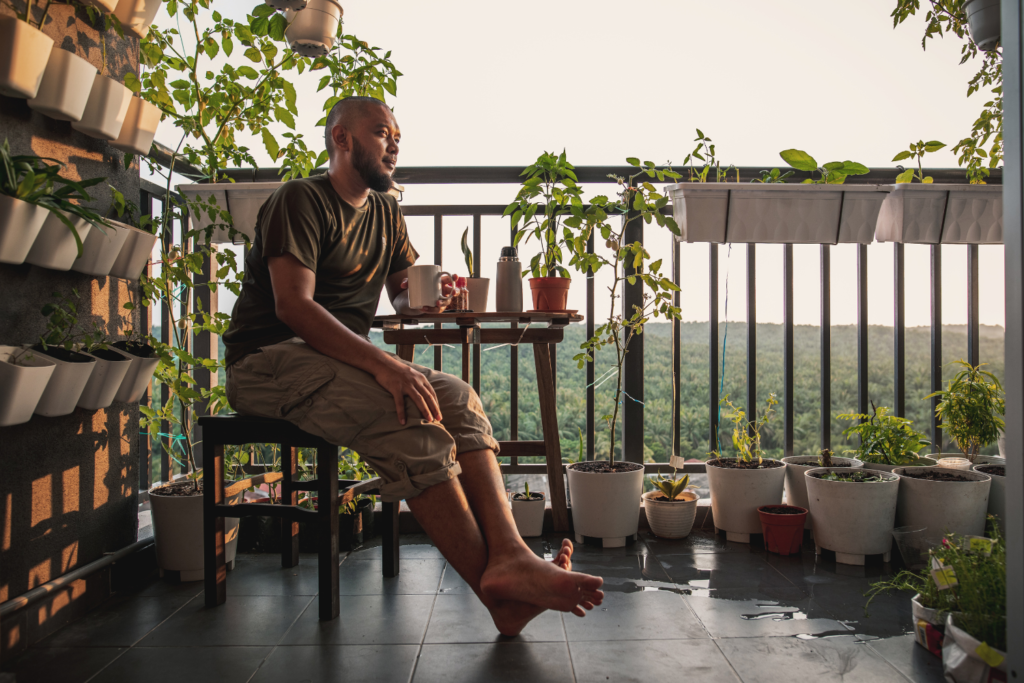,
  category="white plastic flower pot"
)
[642,490,698,539]
[110,95,161,155]
[112,0,163,39]
[76,347,133,410]
[111,341,159,403]
[566,462,645,548]
[71,219,130,276]
[24,210,93,271]
[943,614,1006,683]
[0,346,56,427]
[782,455,863,529]
[177,182,281,244]
[285,0,343,57]
[510,494,545,537]
[972,462,1005,526]
[804,467,900,565]
[860,456,938,473]
[965,0,1000,51]
[266,0,308,8]
[0,15,54,99]
[26,47,97,121]
[71,73,133,141]
[875,184,1002,244]
[0,195,50,265]
[108,223,157,280]
[150,484,241,582]
[31,346,98,417]
[892,466,991,538]
[705,458,786,543]
[465,277,489,312]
